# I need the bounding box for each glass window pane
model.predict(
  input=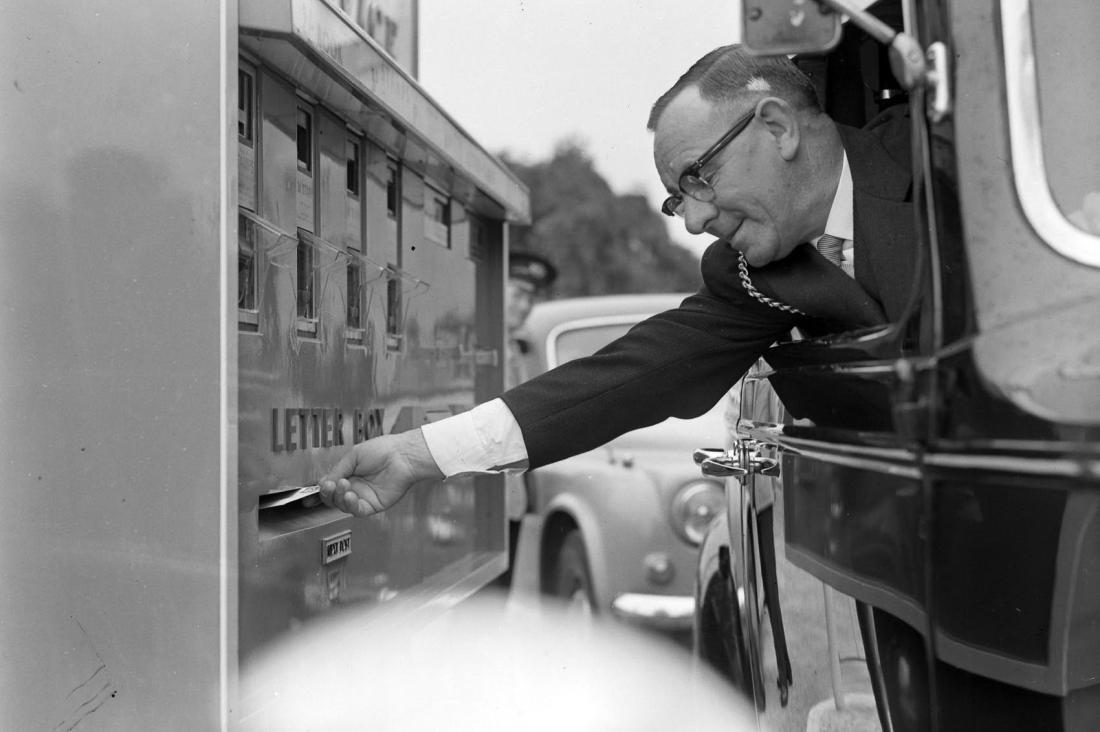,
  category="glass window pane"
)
[238,70,253,142]
[386,161,398,218]
[346,139,360,196]
[346,261,362,329]
[297,233,314,319]
[238,213,256,311]
[1032,1,1100,236]
[386,277,401,336]
[297,108,312,172]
